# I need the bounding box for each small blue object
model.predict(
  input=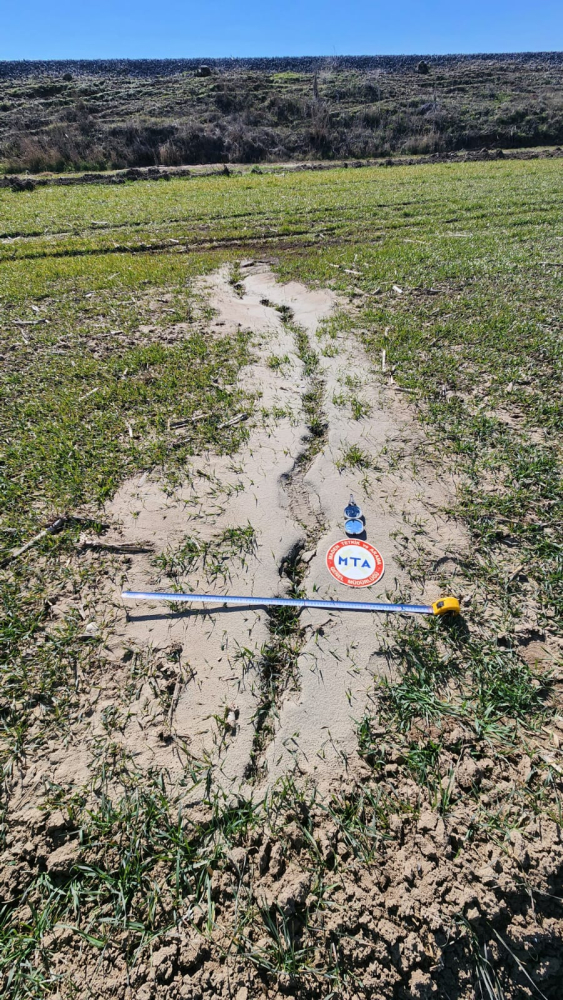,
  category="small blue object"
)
[344,494,362,519]
[345,518,364,537]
